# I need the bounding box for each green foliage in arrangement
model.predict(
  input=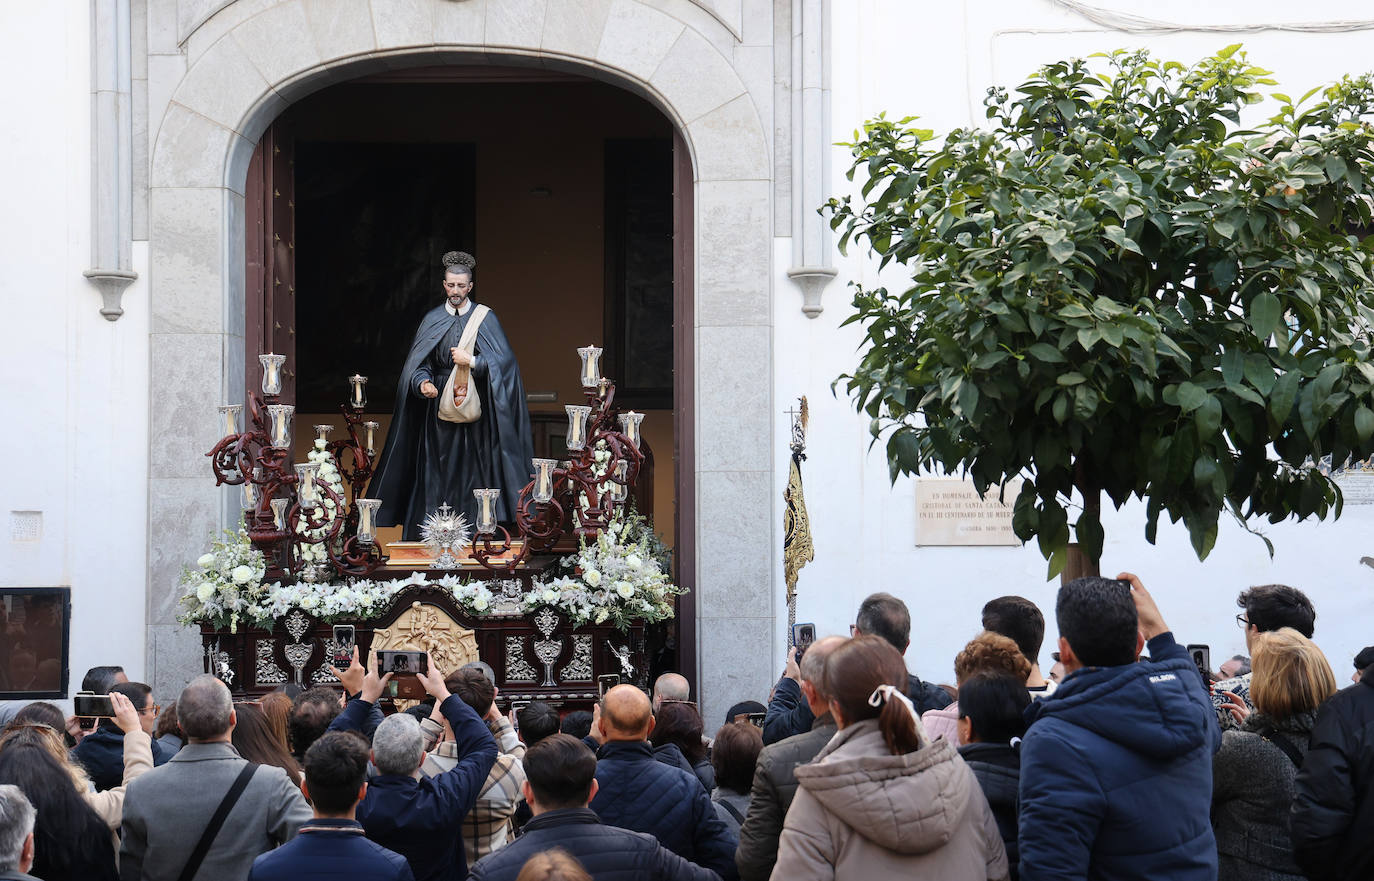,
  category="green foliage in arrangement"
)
[828,47,1374,574]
